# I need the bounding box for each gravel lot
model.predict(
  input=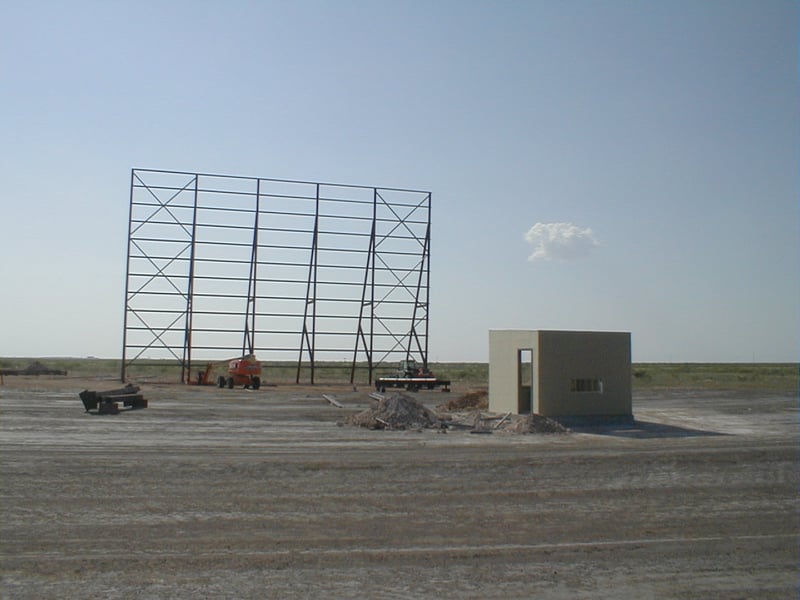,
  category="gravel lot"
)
[1,377,798,599]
